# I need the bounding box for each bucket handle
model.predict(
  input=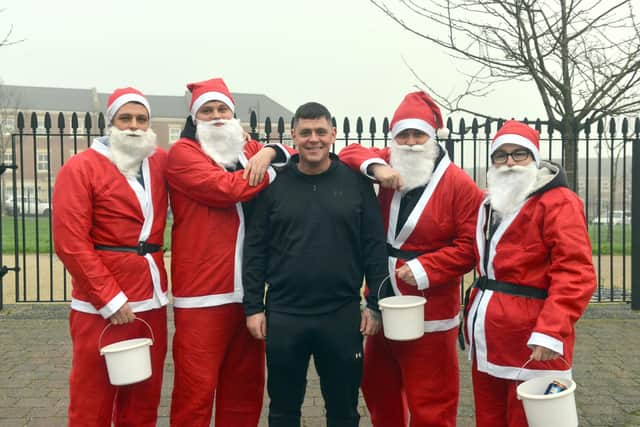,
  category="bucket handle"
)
[377,275,392,302]
[376,273,427,303]
[516,355,571,383]
[98,317,155,351]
